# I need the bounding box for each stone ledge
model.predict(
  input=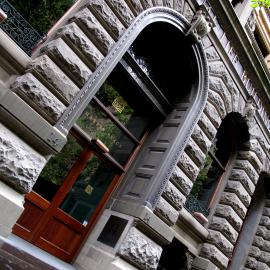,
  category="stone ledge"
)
[0,29,30,74]
[177,208,209,241]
